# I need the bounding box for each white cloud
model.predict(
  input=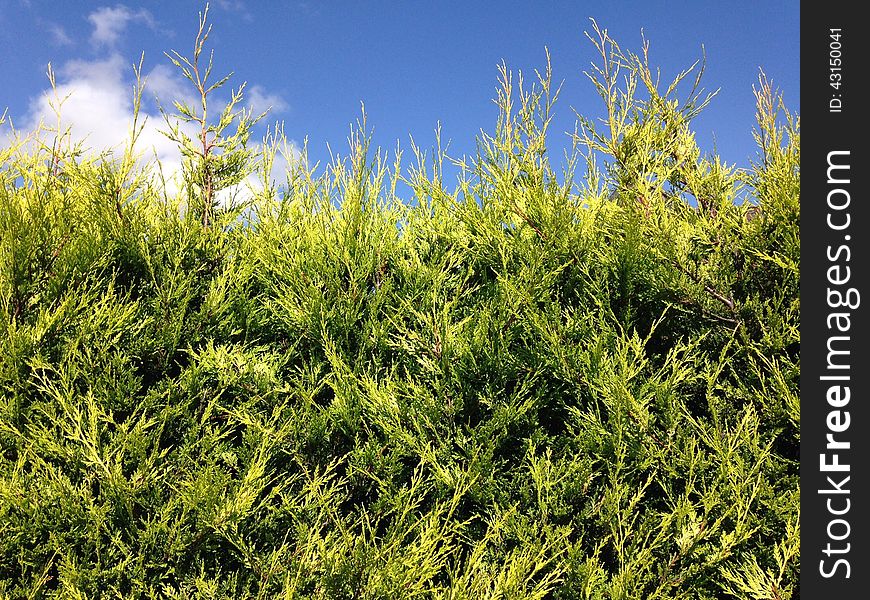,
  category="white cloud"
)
[88,5,155,48]
[47,23,73,47]
[9,58,299,203]
[12,52,186,190]
[245,84,289,116]
[21,54,128,148]
[215,0,254,22]
[145,63,198,108]
[2,4,299,205]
